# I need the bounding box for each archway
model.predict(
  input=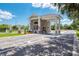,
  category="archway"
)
[29,14,61,35]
